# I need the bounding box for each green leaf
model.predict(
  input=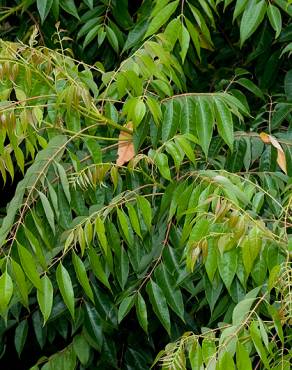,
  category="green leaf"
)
[0,271,13,312]
[126,203,142,238]
[37,0,53,23]
[106,26,119,53]
[115,246,129,290]
[250,321,270,369]
[118,295,135,323]
[88,247,111,291]
[84,303,103,351]
[232,293,258,325]
[144,0,179,39]
[0,136,67,247]
[154,152,172,180]
[86,139,102,164]
[236,78,264,100]
[267,4,282,38]
[137,196,152,231]
[146,96,162,125]
[155,263,184,321]
[219,351,235,370]
[146,279,171,335]
[179,23,190,63]
[56,262,75,319]
[218,249,237,291]
[195,96,214,156]
[284,70,292,101]
[189,340,203,370]
[72,252,94,303]
[240,0,267,47]
[214,98,234,150]
[175,135,195,164]
[117,209,132,246]
[14,320,28,357]
[136,292,148,333]
[236,341,252,370]
[202,338,216,367]
[56,163,71,204]
[11,260,29,308]
[73,334,90,365]
[60,0,79,19]
[18,244,42,290]
[37,275,53,325]
[38,191,55,234]
[233,0,249,21]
